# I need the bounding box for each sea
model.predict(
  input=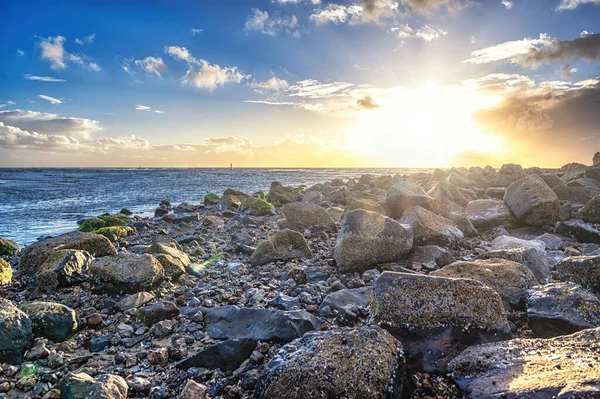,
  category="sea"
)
[0,168,428,247]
